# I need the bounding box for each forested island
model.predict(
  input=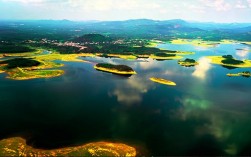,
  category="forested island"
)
[178,58,199,67]
[94,63,137,75]
[207,55,251,68]
[150,53,183,60]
